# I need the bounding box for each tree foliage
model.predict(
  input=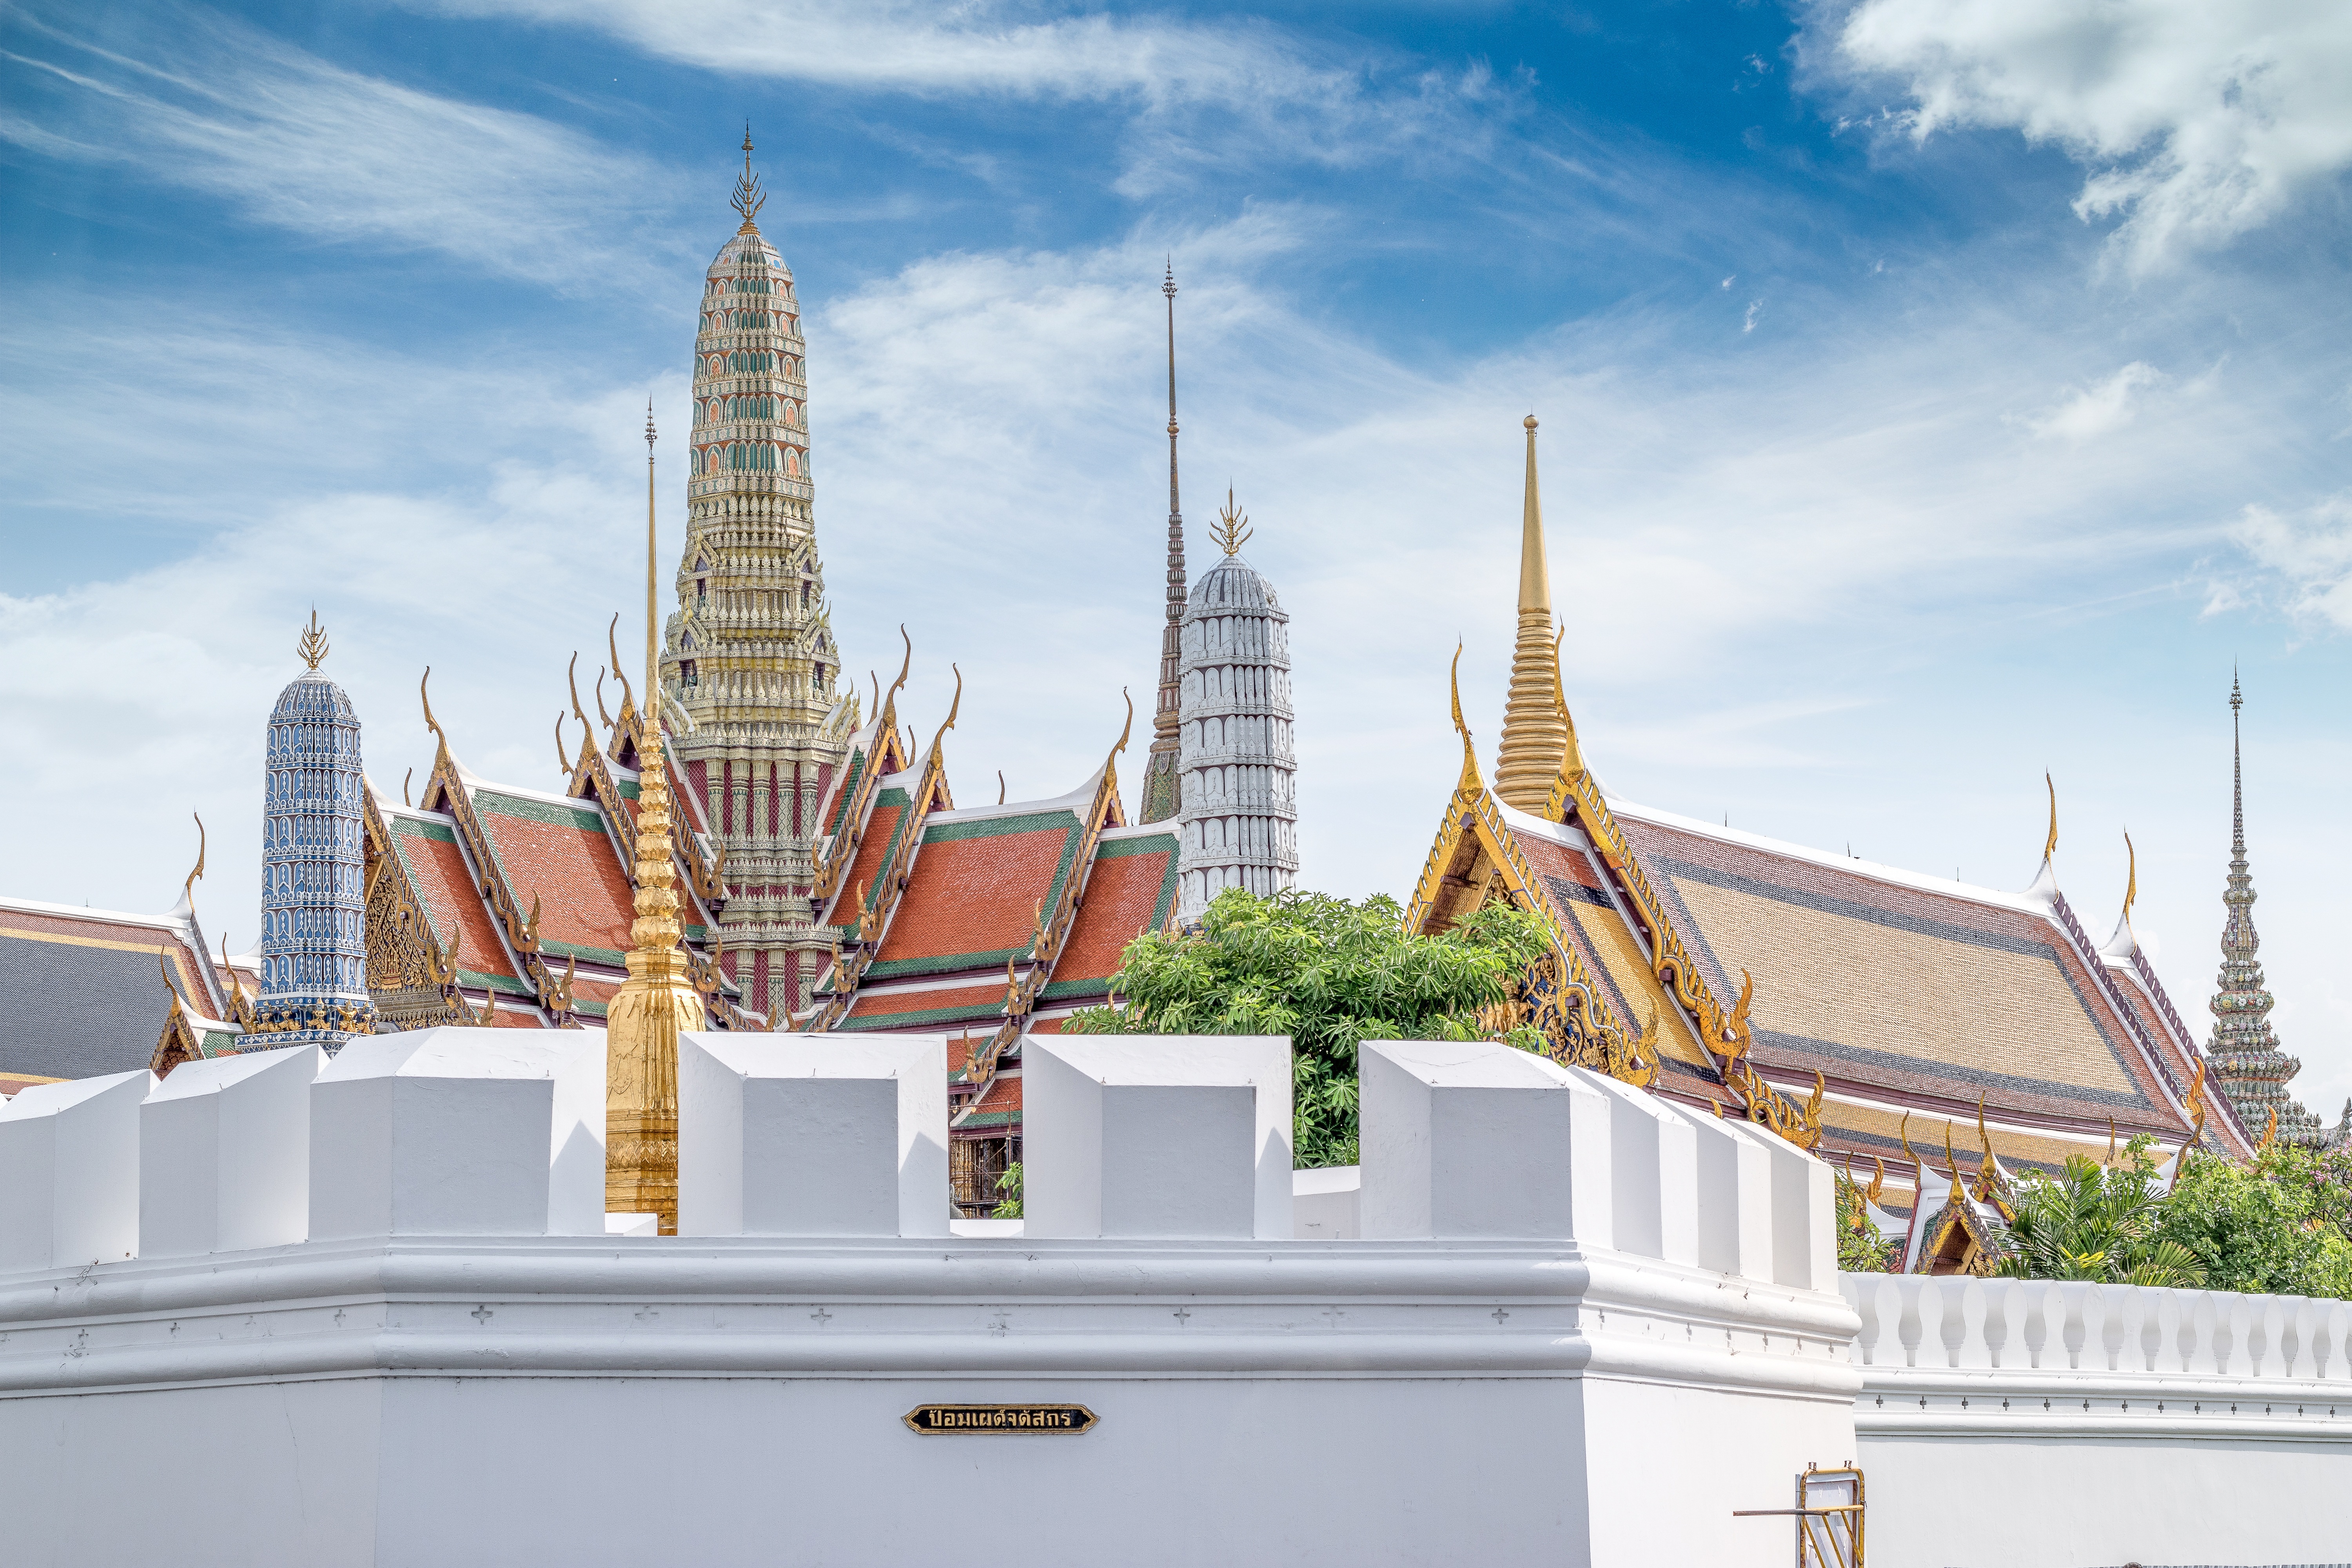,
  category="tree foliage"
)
[1063,888,1556,1168]
[1832,1166,1900,1274]
[2151,1142,2352,1299]
[1996,1140,2207,1287]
